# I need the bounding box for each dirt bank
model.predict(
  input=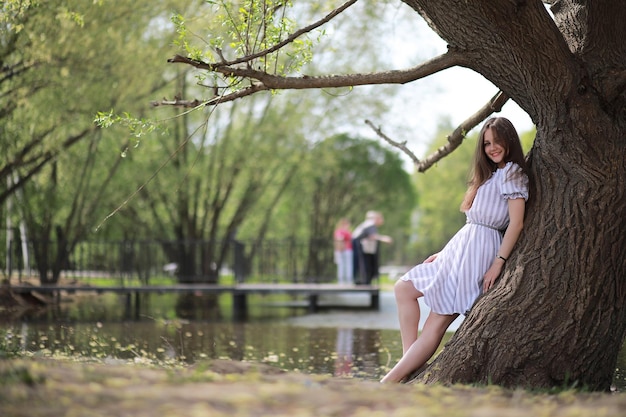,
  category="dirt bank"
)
[1,358,624,417]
